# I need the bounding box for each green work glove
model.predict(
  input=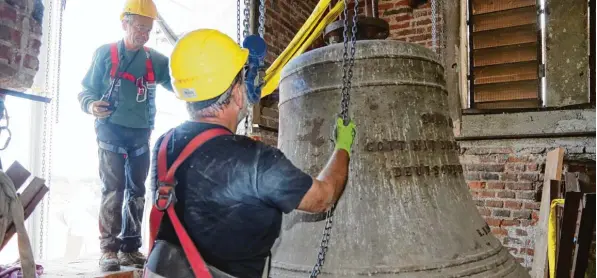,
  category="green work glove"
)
[334,117,356,156]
